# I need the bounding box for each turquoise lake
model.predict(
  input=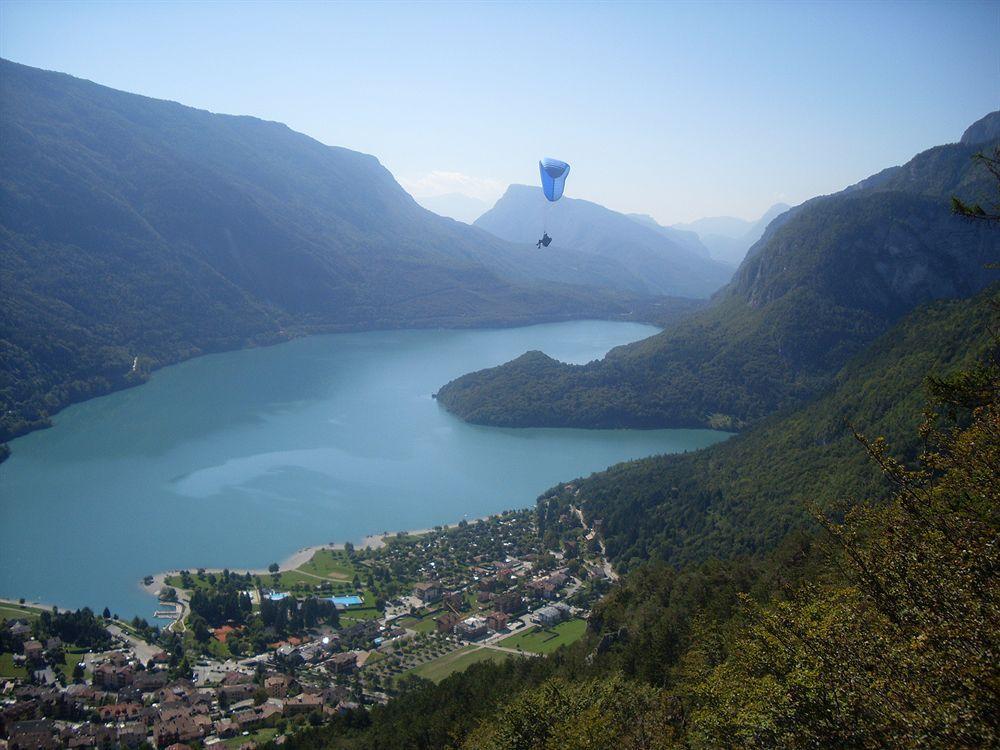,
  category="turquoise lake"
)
[0,321,730,619]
